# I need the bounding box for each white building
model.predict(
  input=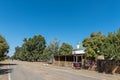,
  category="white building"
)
[72,43,86,65]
